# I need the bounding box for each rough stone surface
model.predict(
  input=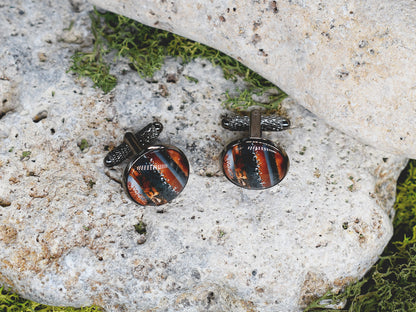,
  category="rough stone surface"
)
[0,1,408,311]
[88,0,416,159]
